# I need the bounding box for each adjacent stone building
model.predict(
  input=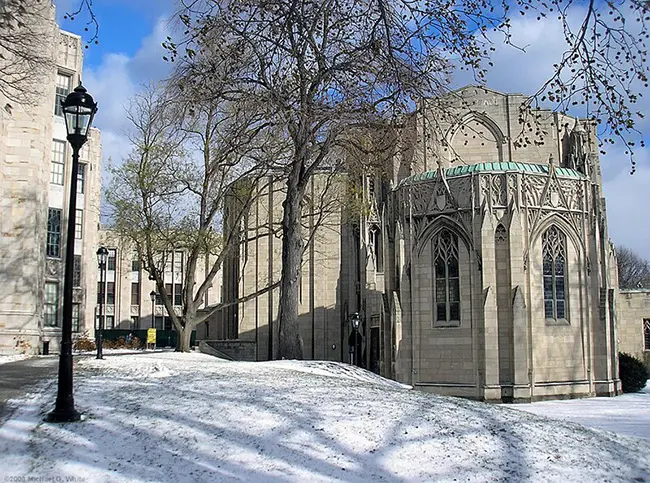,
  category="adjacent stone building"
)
[617,289,650,368]
[97,229,222,337]
[221,86,632,401]
[0,3,102,354]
